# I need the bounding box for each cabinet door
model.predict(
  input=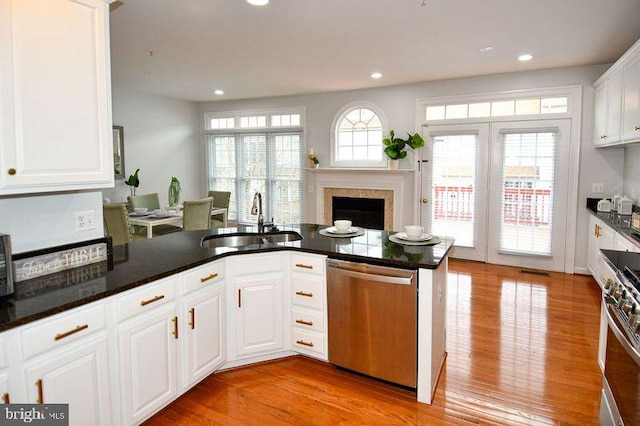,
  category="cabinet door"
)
[587,216,602,277]
[0,0,113,194]
[24,334,112,426]
[622,53,640,142]
[235,275,283,357]
[180,283,226,390]
[117,304,178,425]
[605,72,623,144]
[615,233,640,253]
[594,82,608,146]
